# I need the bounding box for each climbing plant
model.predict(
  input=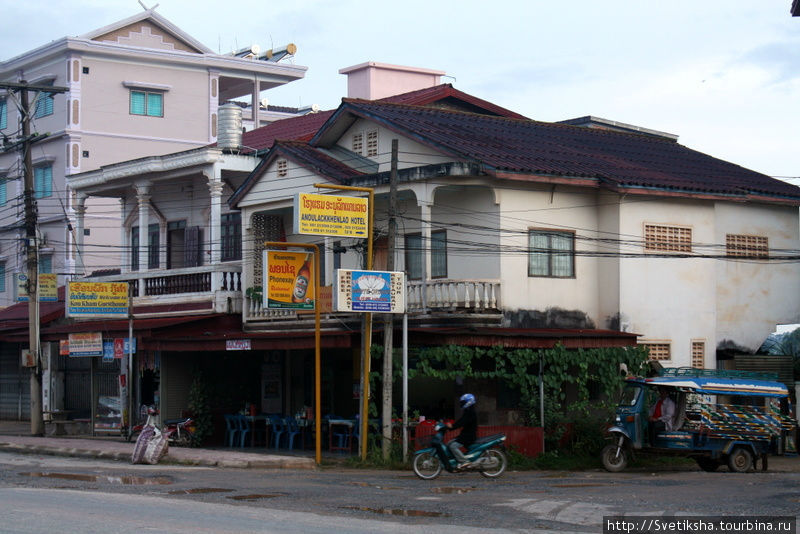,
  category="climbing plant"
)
[187,369,213,447]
